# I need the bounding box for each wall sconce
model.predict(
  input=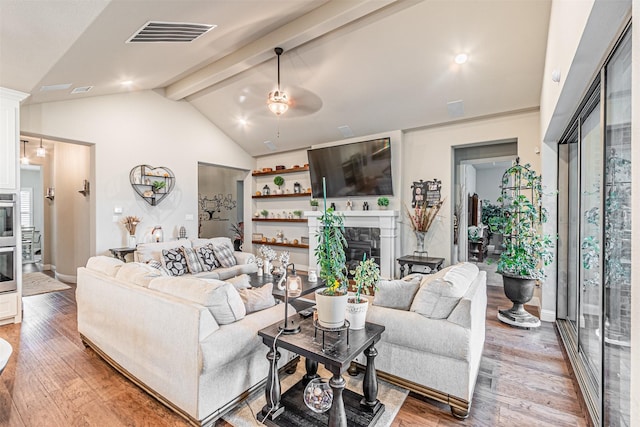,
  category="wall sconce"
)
[45,188,55,201]
[277,263,301,334]
[78,180,90,196]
